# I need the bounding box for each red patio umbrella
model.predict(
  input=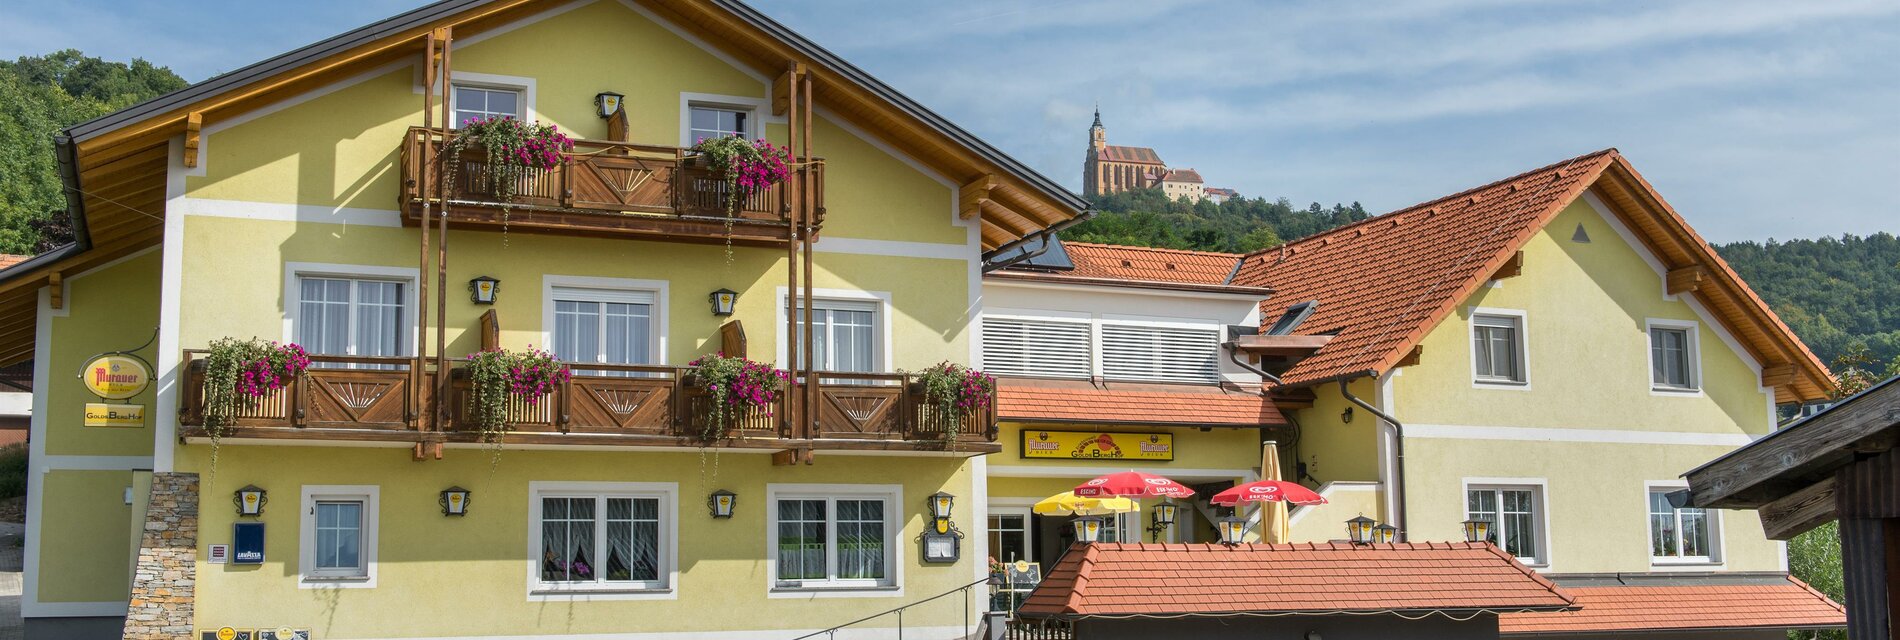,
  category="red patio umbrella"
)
[1074,471,1195,499]
[1211,480,1327,507]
